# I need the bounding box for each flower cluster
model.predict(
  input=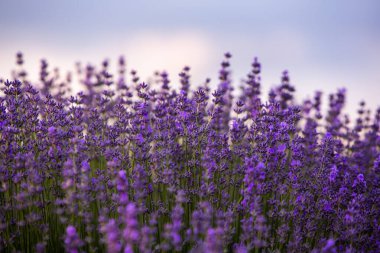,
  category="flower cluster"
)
[0,52,379,252]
